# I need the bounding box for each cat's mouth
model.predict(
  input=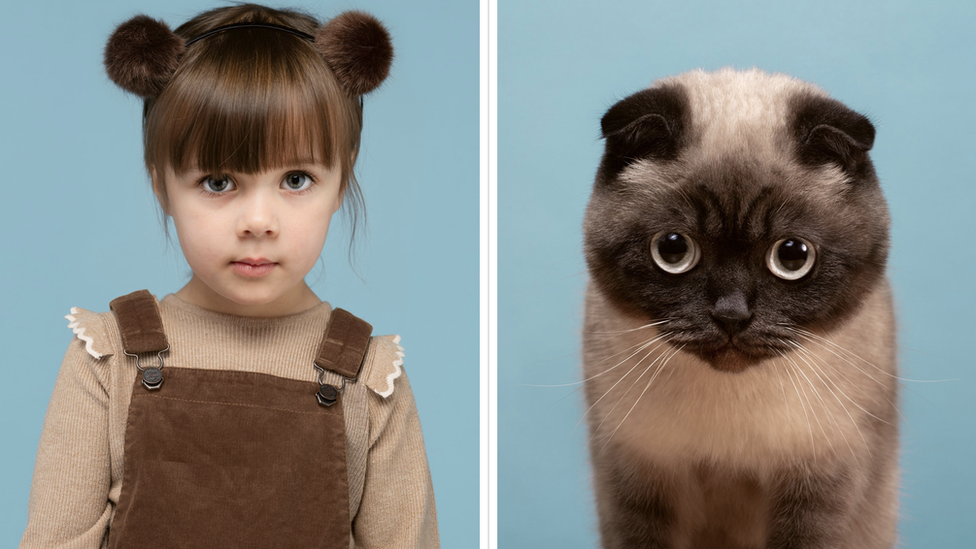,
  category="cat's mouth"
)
[698,343,766,373]
[683,336,790,373]
[665,326,795,373]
